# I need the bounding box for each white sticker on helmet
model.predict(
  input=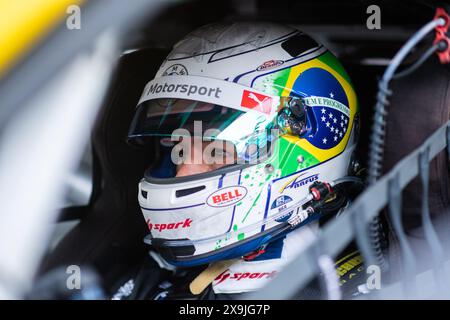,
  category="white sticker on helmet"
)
[138,75,281,116]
